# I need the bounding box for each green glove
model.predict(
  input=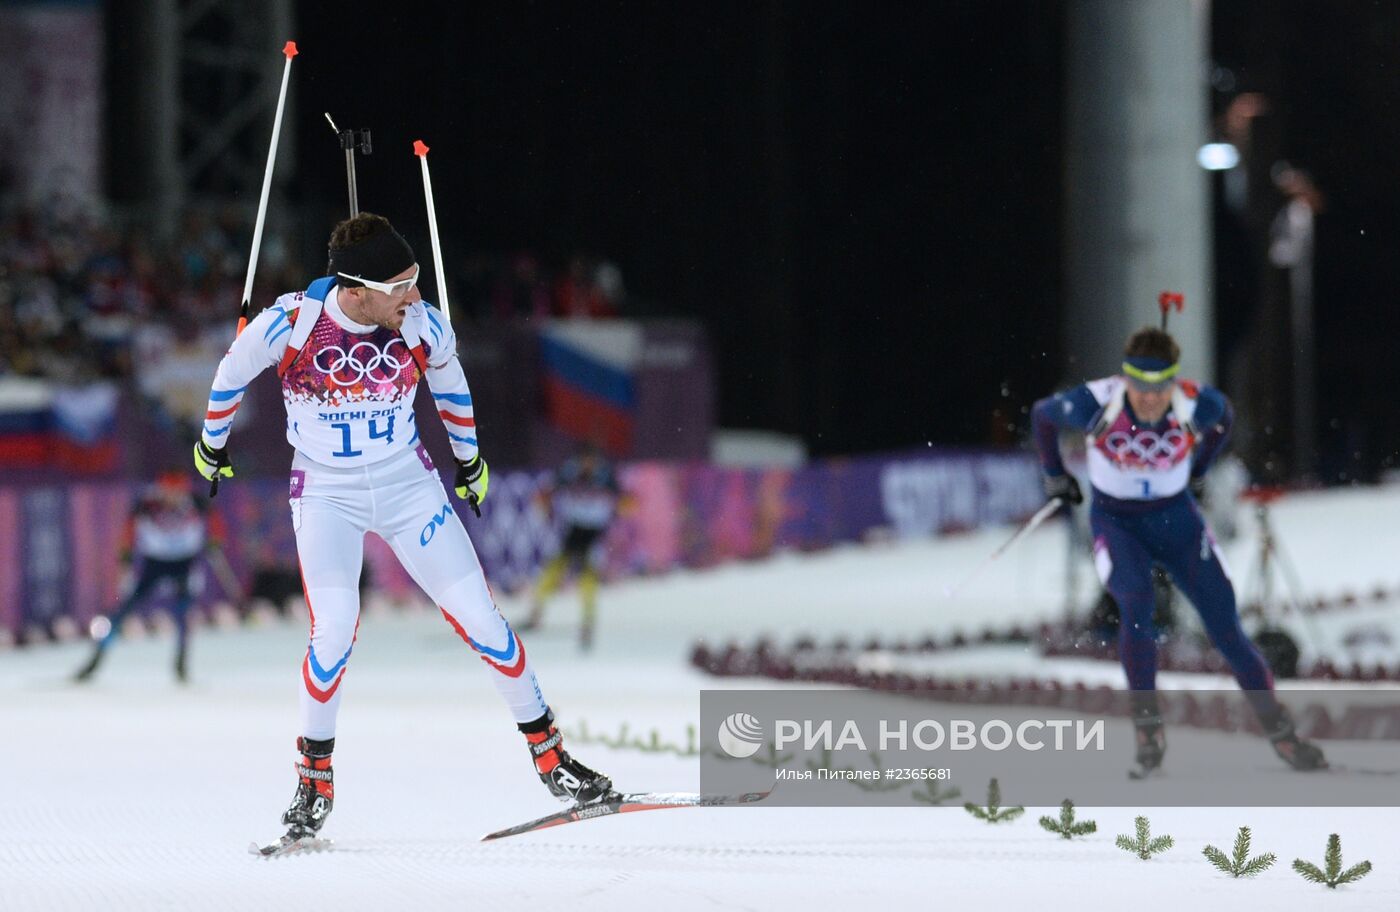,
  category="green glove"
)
[193,440,234,488]
[454,455,488,517]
